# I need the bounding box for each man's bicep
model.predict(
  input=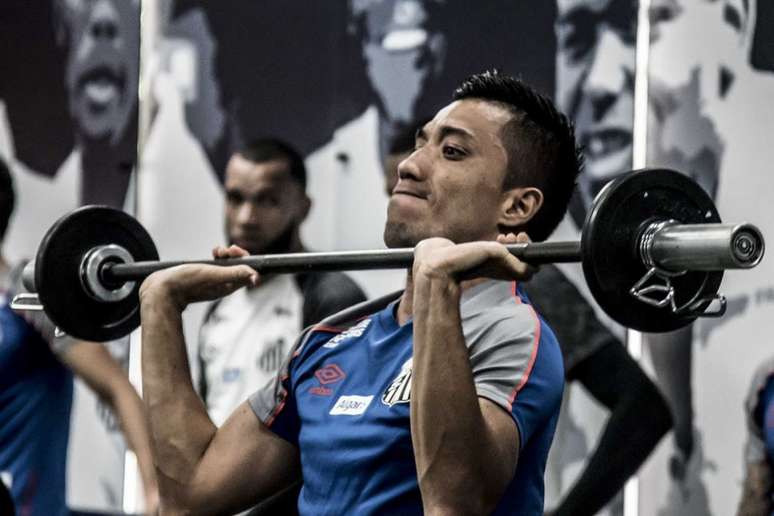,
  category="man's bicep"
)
[188,401,301,512]
[479,397,520,479]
